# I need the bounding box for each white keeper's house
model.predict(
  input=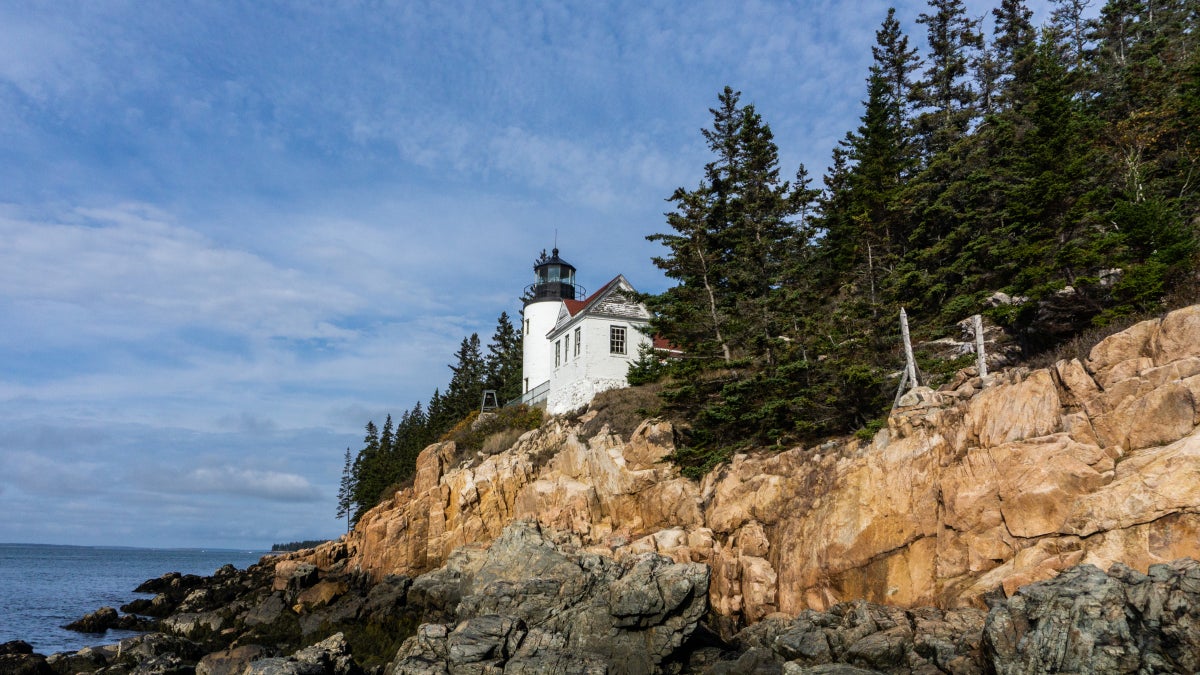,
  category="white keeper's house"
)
[518,247,655,415]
